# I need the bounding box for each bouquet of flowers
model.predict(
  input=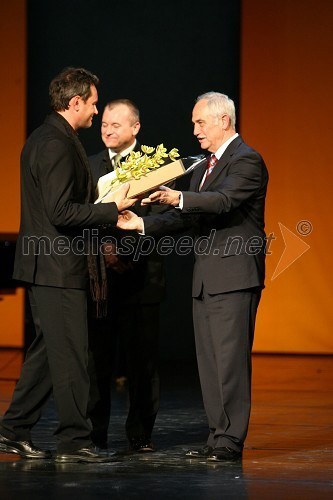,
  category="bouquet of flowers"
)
[109,143,180,190]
